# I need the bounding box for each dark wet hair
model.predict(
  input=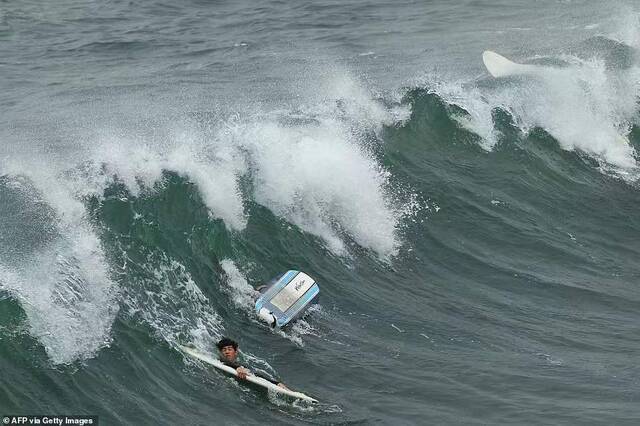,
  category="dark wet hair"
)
[216,338,238,351]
